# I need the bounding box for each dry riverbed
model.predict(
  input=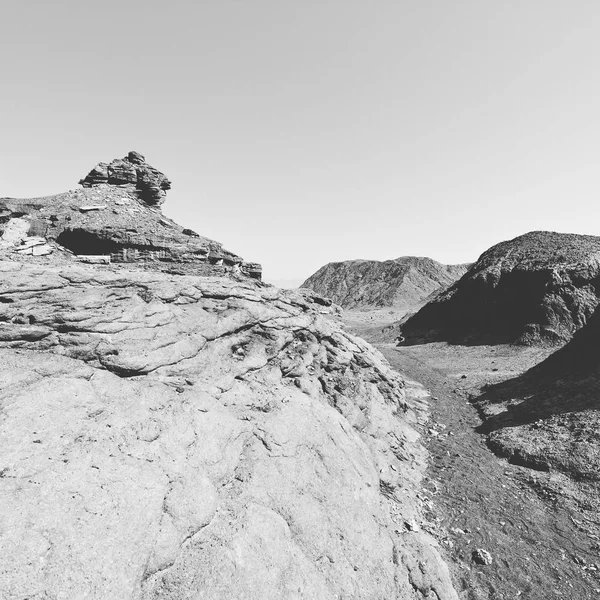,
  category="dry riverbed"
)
[346,310,600,600]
